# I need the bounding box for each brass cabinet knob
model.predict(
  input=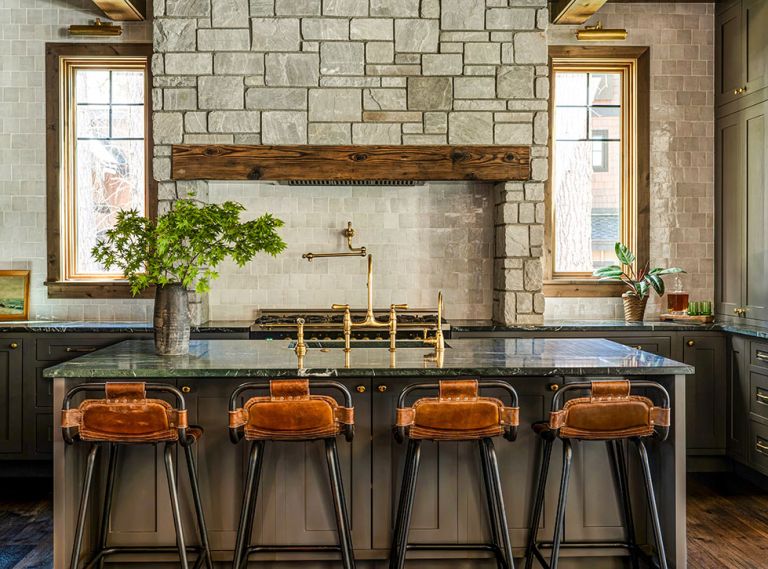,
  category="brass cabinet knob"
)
[9,343,18,350]
[181,386,191,393]
[377,385,388,393]
[547,383,560,392]
[355,385,367,393]
[687,340,695,347]
[633,345,642,350]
